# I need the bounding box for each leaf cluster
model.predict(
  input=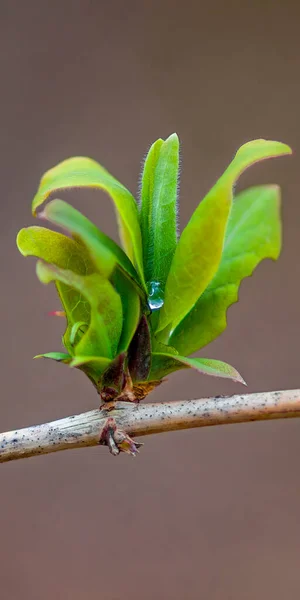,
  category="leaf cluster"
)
[17,134,291,399]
